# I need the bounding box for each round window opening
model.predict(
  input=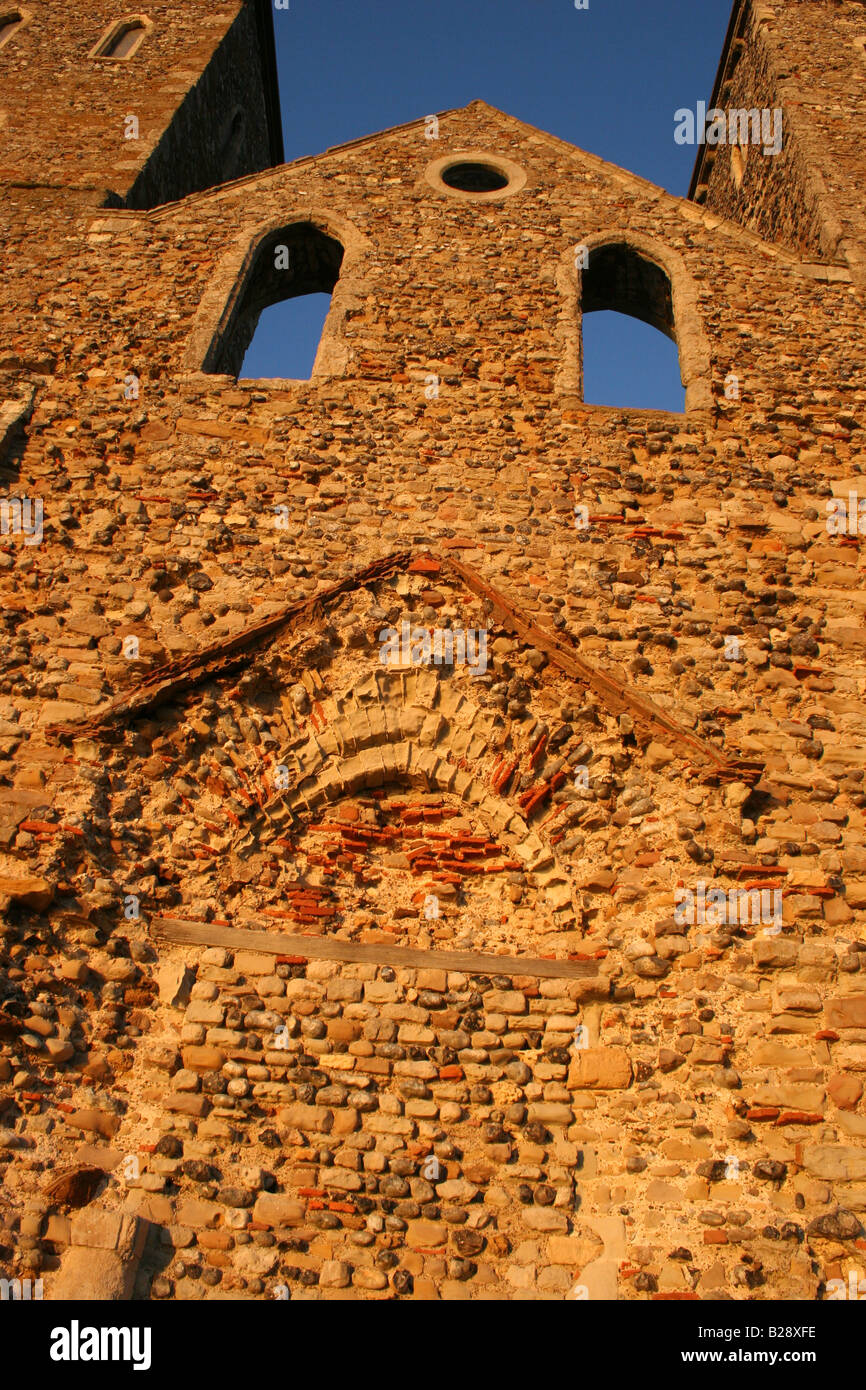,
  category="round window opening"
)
[441,161,509,193]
